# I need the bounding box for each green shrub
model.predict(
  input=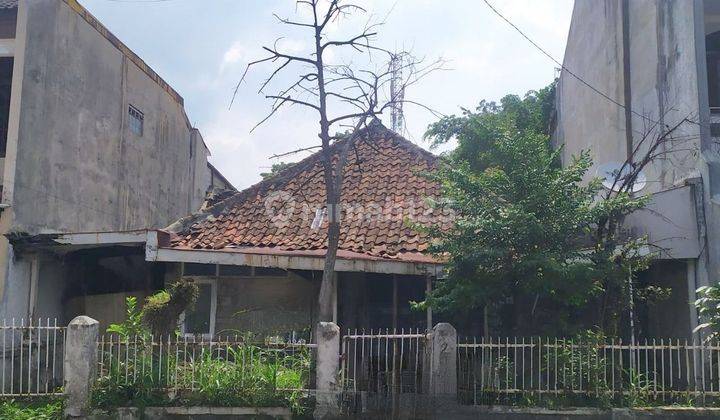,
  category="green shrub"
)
[106,296,149,340]
[142,279,198,337]
[0,399,63,420]
[92,339,313,416]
